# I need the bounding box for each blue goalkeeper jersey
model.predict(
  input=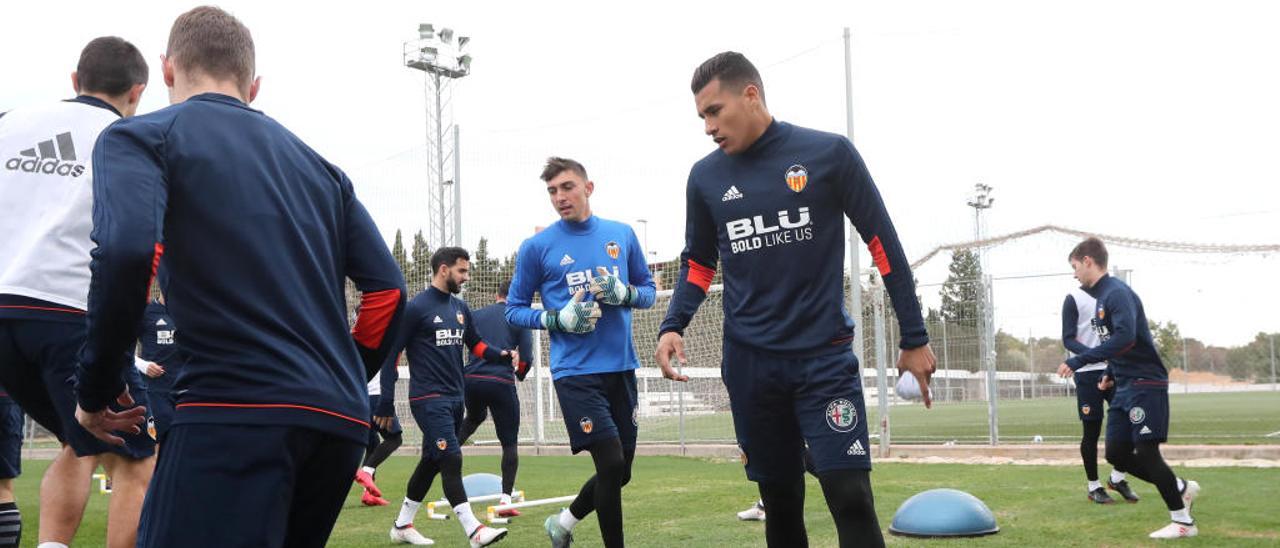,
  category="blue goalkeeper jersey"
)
[659,119,928,357]
[505,215,656,380]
